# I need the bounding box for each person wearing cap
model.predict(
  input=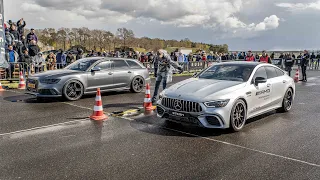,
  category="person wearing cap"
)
[152,49,183,103]
[259,50,272,63]
[245,50,255,62]
[300,50,310,82]
[26,28,38,44]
